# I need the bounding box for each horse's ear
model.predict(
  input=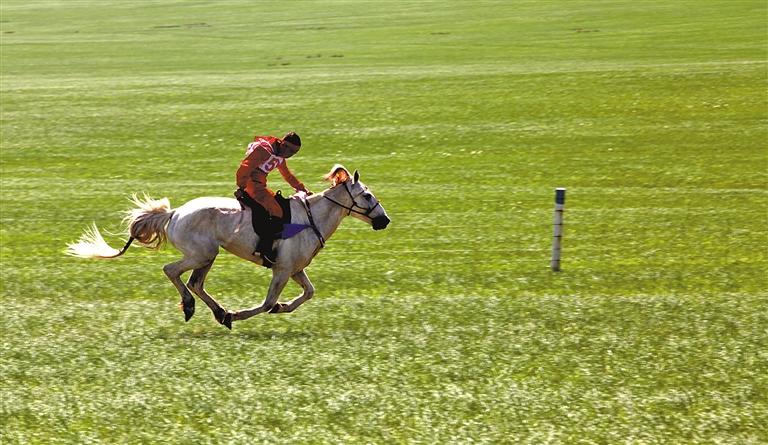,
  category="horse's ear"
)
[353,170,360,184]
